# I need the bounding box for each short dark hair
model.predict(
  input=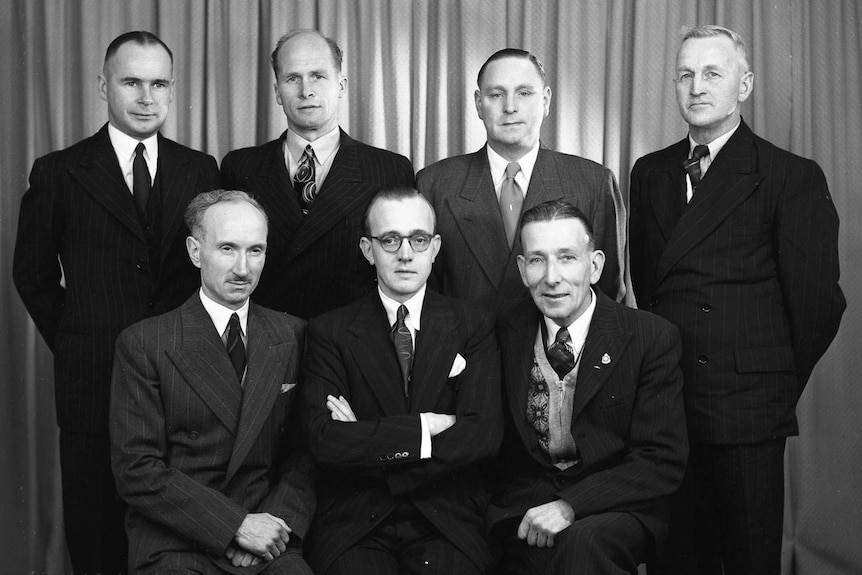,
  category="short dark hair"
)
[477,48,546,87]
[362,188,437,237]
[105,31,173,67]
[185,189,268,239]
[519,200,595,249]
[270,29,344,78]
